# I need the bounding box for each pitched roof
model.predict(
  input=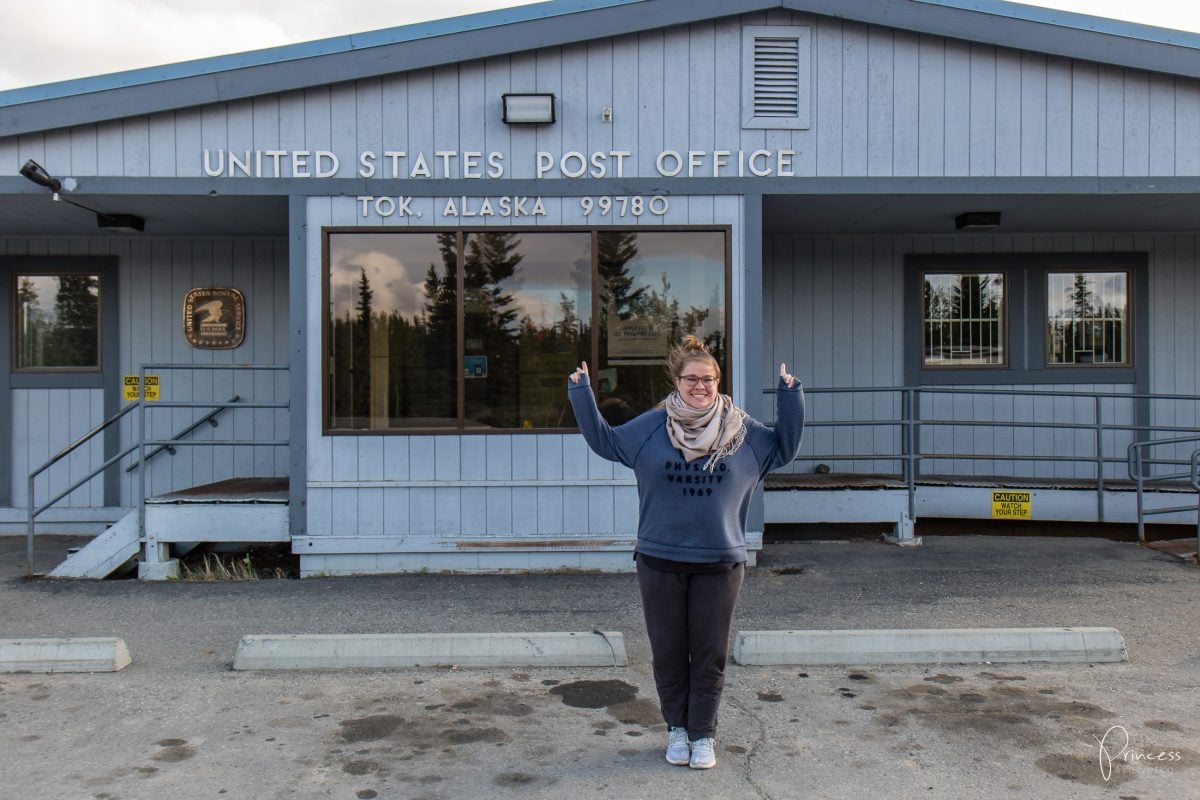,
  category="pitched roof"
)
[2,0,1198,138]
